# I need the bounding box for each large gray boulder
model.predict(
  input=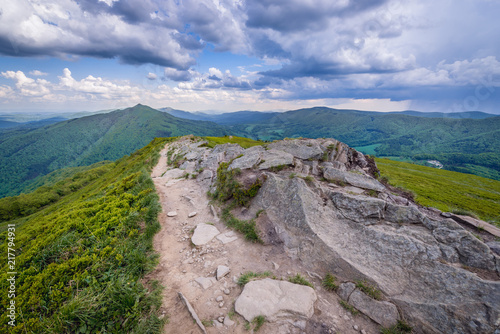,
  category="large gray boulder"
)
[258,149,294,170]
[234,278,317,322]
[348,289,400,328]
[267,139,324,160]
[228,146,264,170]
[251,174,500,334]
[323,167,385,192]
